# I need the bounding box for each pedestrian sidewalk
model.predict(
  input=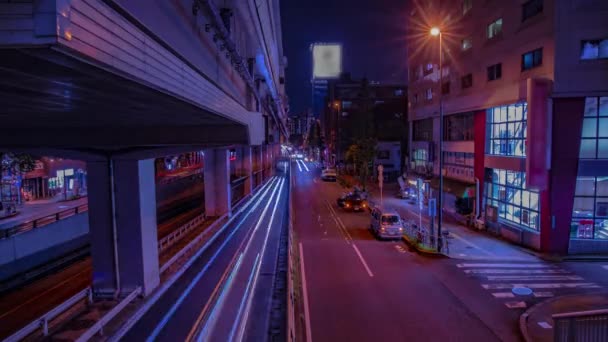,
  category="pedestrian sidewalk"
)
[366,182,537,261]
[521,293,608,342]
[0,196,88,230]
